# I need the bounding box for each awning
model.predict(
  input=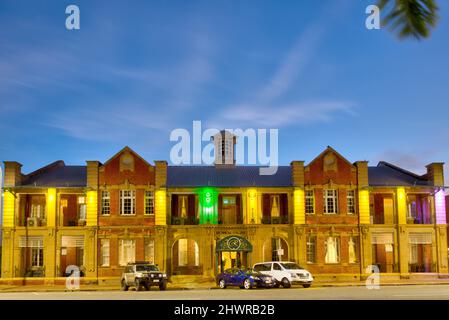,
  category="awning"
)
[61,235,85,248]
[371,233,394,244]
[216,235,253,252]
[409,233,433,244]
[19,236,44,248]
